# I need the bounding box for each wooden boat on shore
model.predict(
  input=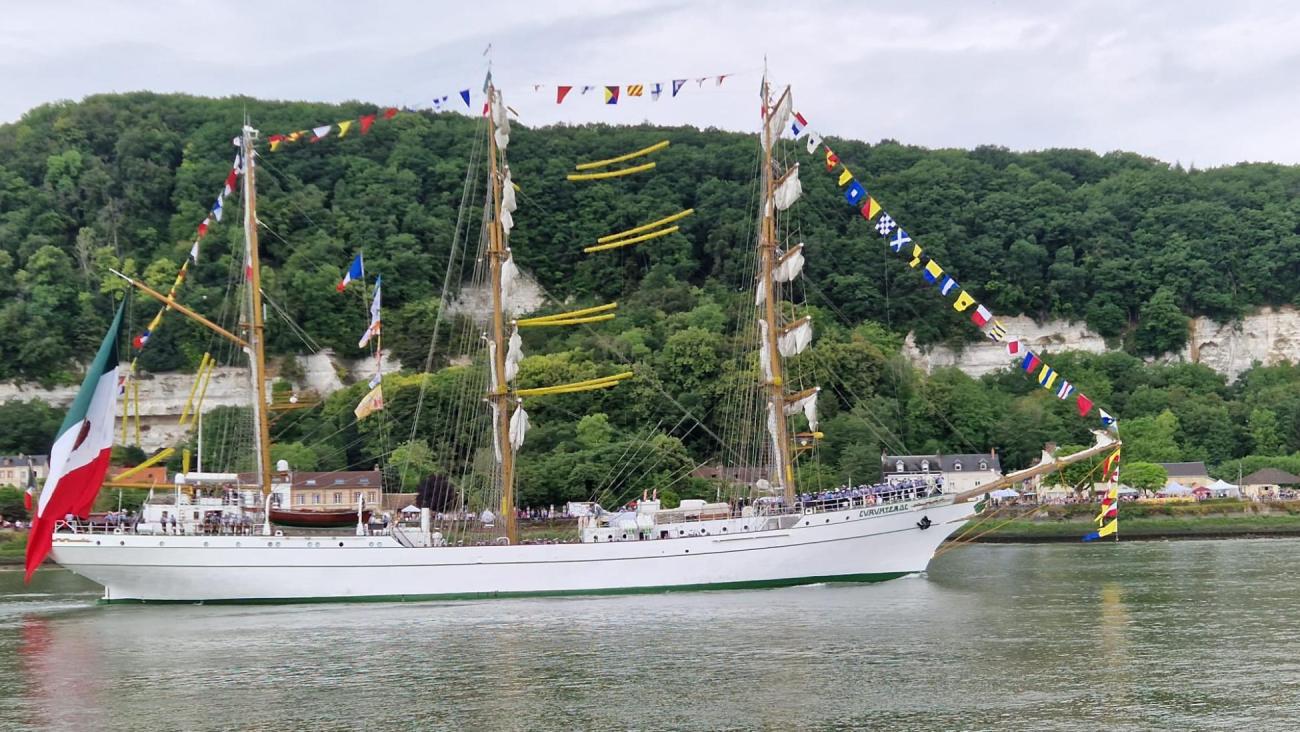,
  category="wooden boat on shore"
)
[269,507,372,528]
